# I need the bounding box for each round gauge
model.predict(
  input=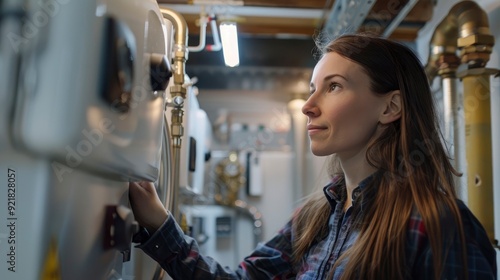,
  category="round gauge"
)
[224,163,240,177]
